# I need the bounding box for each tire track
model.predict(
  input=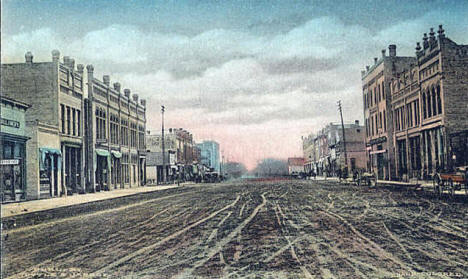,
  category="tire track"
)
[175,192,267,279]
[91,194,241,276]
